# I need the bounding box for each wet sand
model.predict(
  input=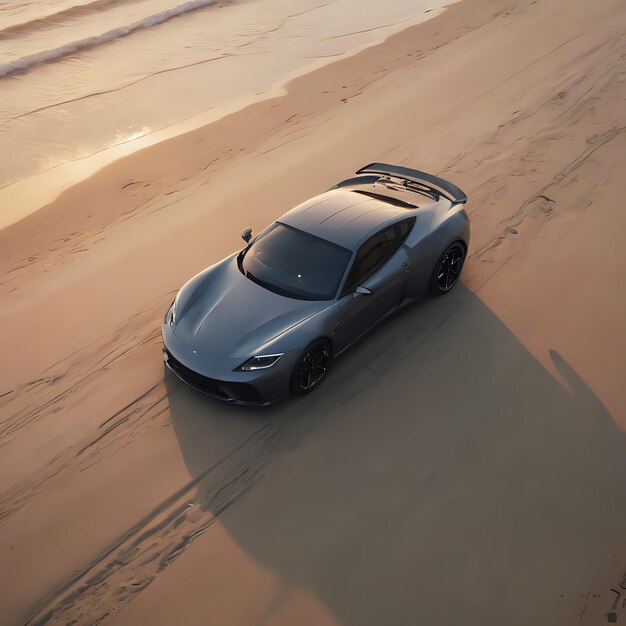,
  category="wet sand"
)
[1,0,626,624]
[0,0,445,204]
